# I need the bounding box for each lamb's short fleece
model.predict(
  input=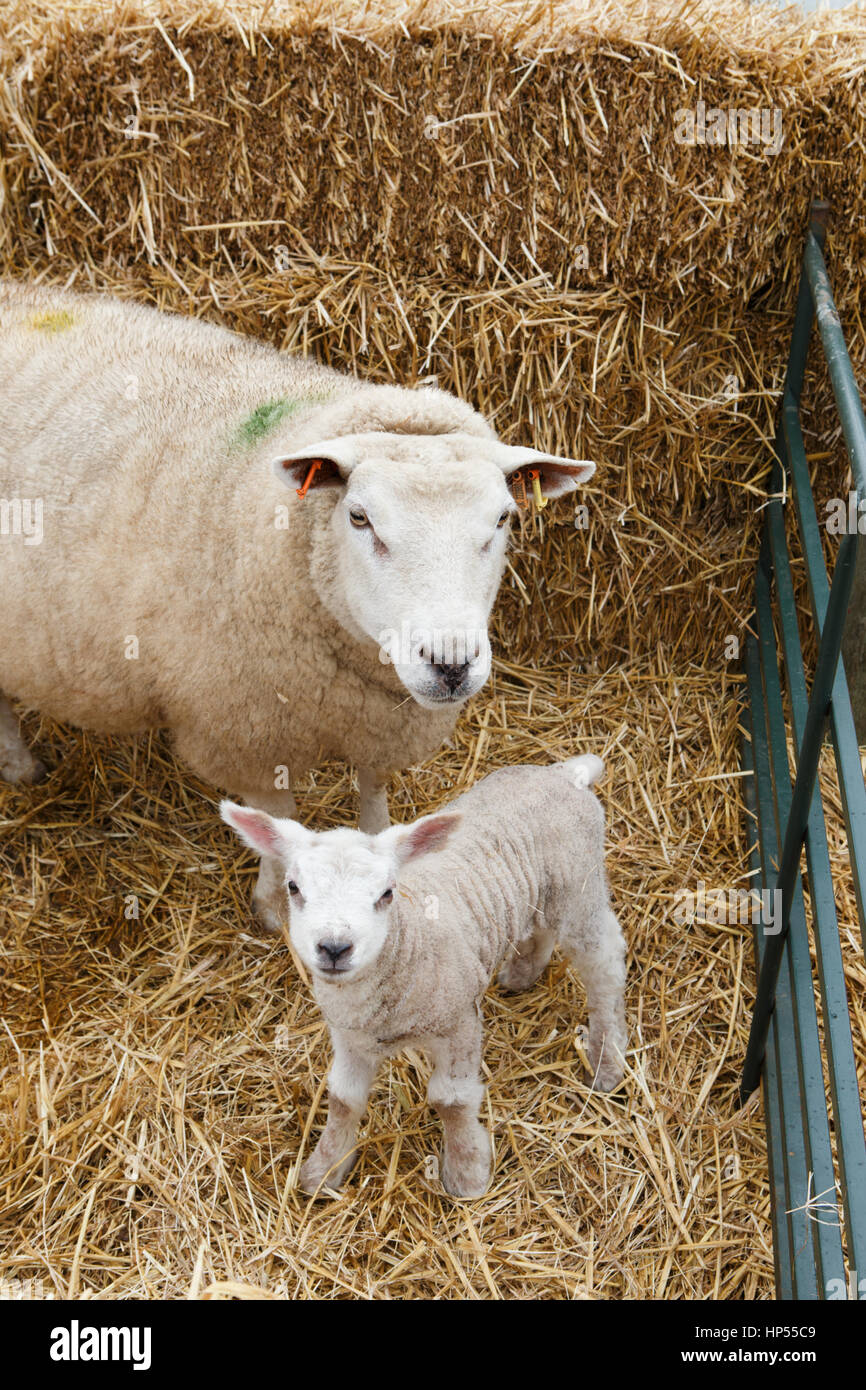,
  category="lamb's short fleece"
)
[222,753,627,1198]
